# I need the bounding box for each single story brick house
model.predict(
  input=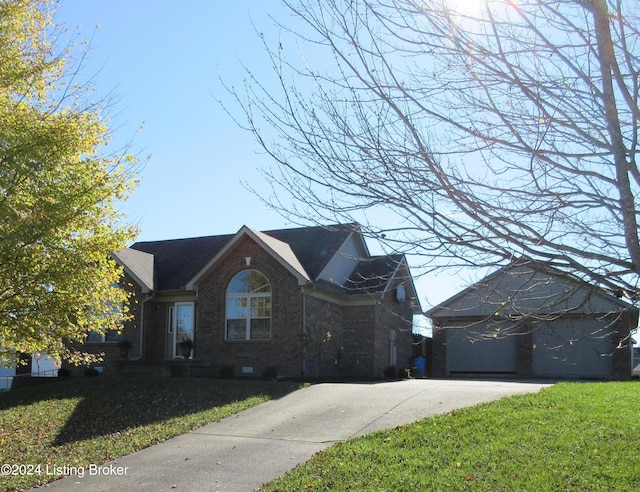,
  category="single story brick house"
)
[93,224,419,379]
[427,259,638,380]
